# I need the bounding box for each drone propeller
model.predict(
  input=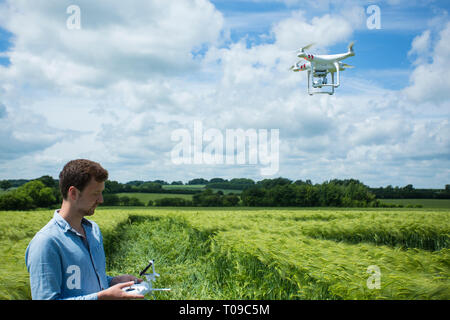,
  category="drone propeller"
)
[292,43,315,54]
[301,43,315,52]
